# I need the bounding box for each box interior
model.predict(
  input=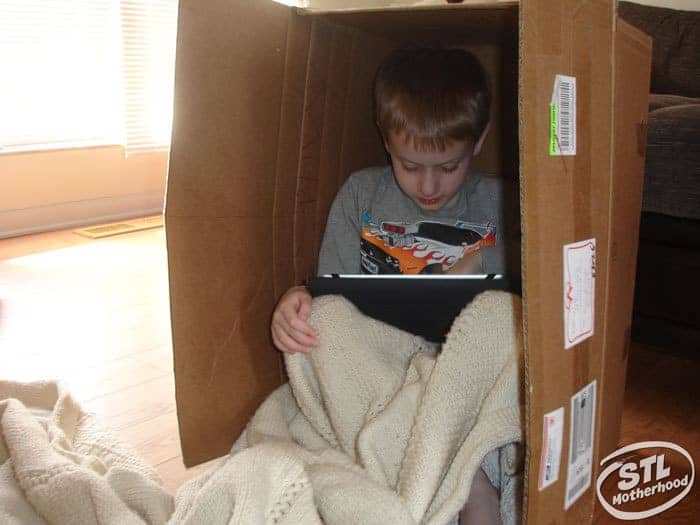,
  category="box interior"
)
[277,5,520,289]
[166,1,522,469]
